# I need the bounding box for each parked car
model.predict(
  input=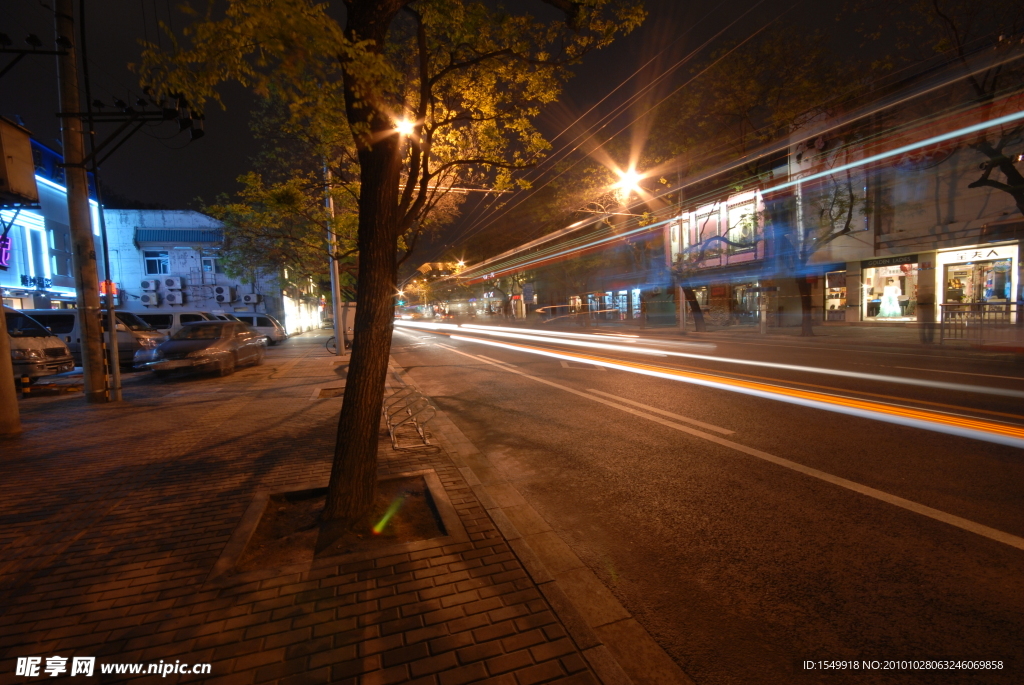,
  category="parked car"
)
[134,310,220,336]
[4,306,75,382]
[21,308,166,369]
[231,314,288,345]
[144,321,266,378]
[211,312,241,322]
